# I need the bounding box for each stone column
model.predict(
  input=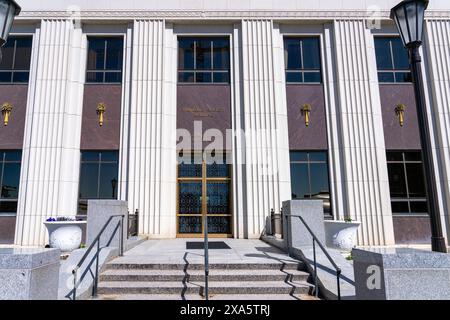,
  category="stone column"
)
[121,20,177,238]
[15,20,86,246]
[240,20,291,238]
[423,19,450,244]
[332,20,394,246]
